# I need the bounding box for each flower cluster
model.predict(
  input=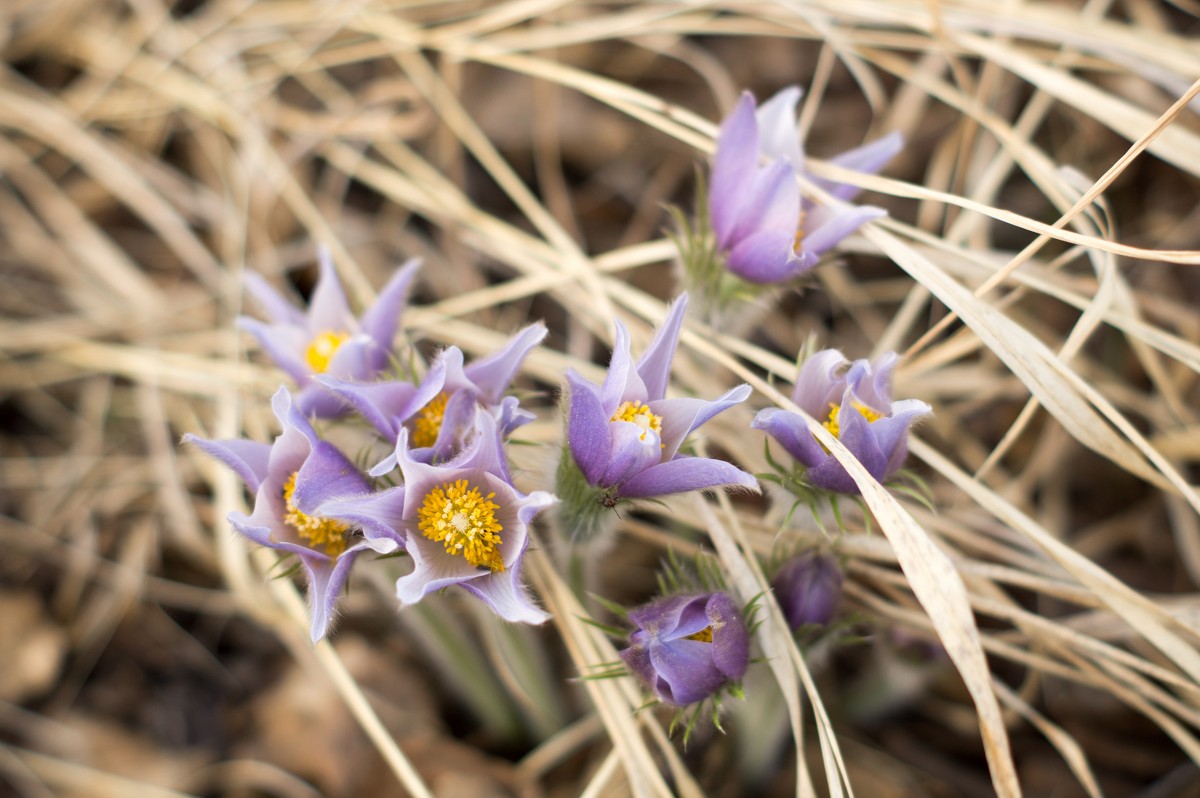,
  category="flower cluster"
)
[186,83,933,724]
[753,349,931,495]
